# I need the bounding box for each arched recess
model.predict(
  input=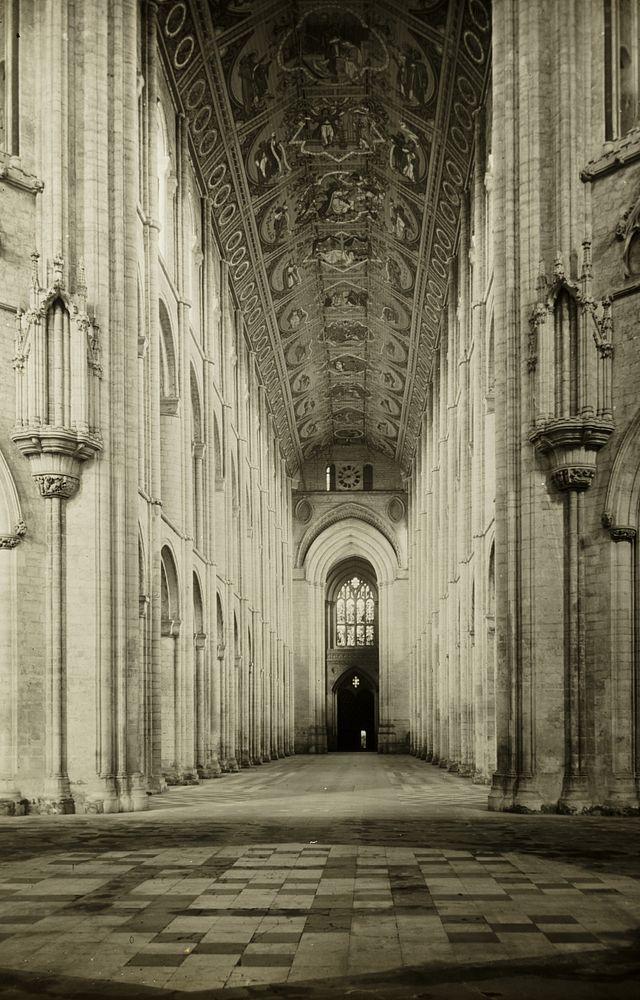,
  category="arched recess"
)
[159,300,178,405]
[0,448,24,803]
[160,545,181,777]
[302,517,400,753]
[213,411,224,486]
[601,409,640,806]
[159,302,180,519]
[191,367,205,550]
[156,100,173,259]
[297,503,401,569]
[326,559,379,752]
